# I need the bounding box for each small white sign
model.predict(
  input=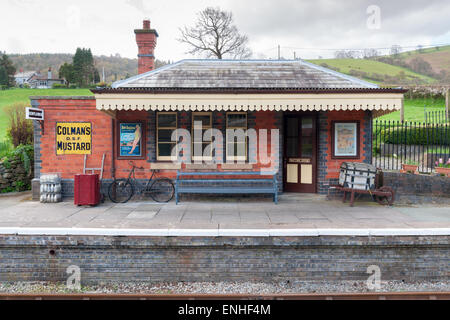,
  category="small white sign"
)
[26,107,44,120]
